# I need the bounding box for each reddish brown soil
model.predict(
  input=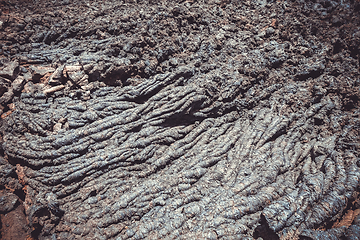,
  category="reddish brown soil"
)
[1,198,31,240]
